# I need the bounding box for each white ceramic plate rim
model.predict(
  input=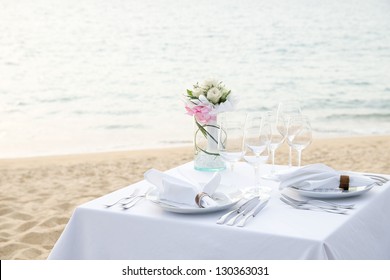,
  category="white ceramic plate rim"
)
[290,184,375,199]
[146,187,242,214]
